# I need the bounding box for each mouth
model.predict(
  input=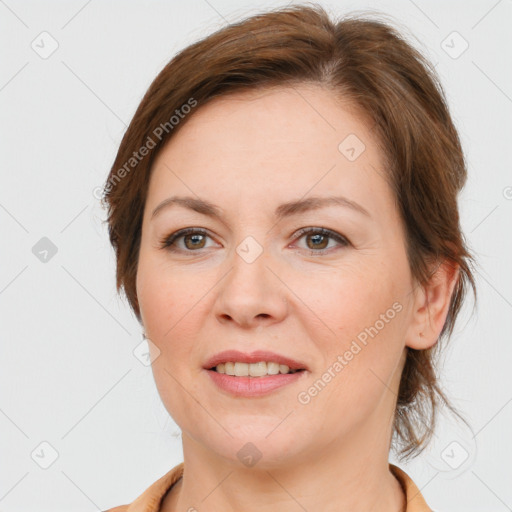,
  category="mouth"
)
[203,350,308,397]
